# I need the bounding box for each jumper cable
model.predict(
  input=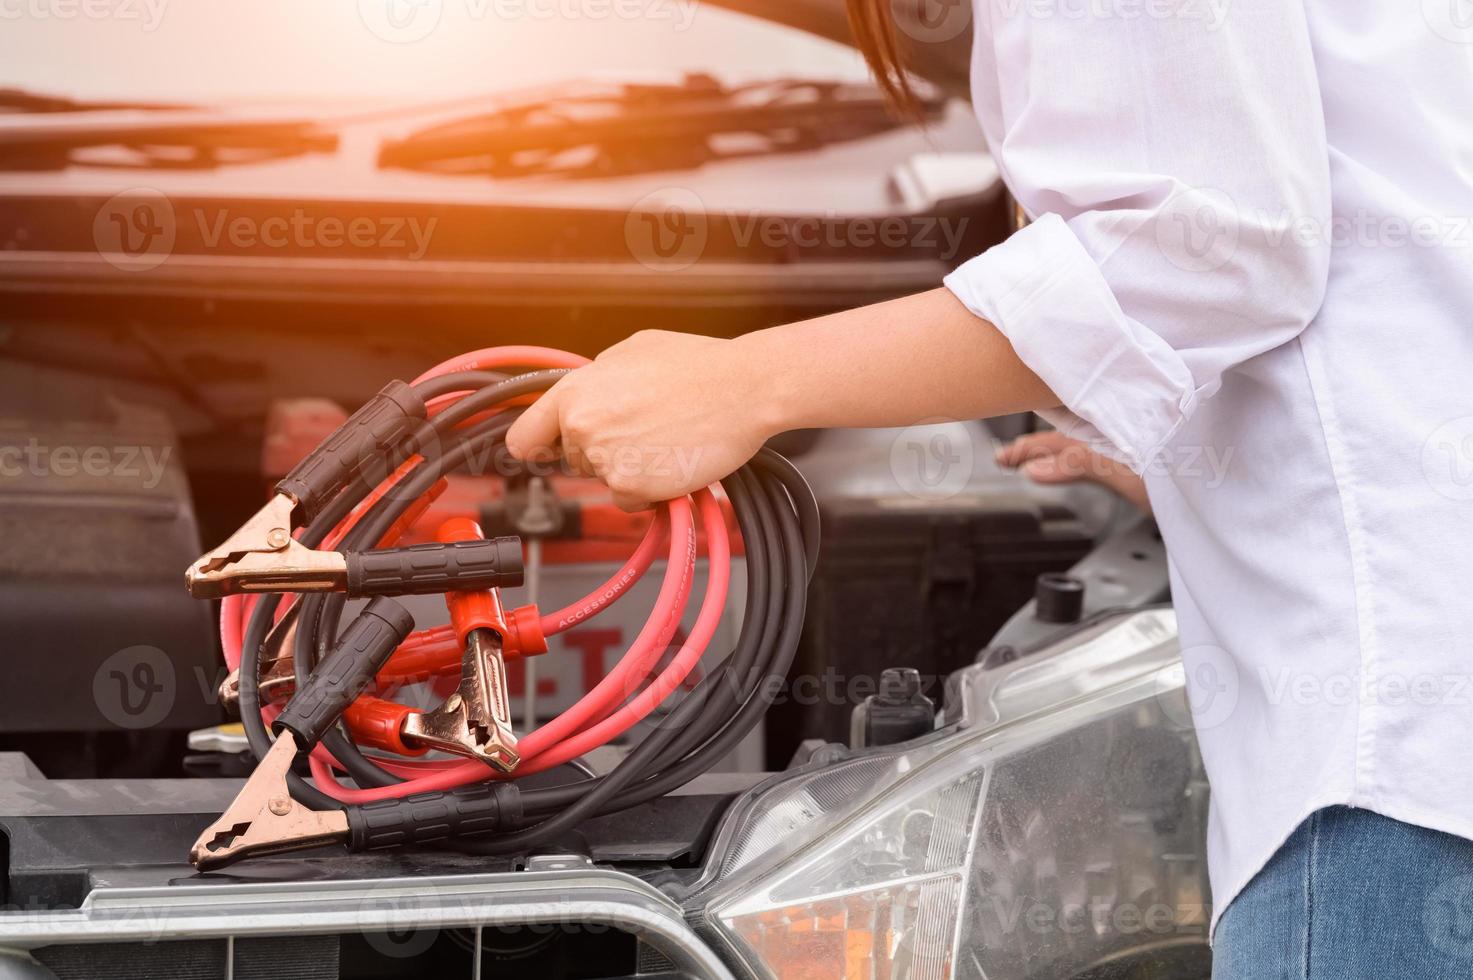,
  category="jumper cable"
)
[190,345,816,868]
